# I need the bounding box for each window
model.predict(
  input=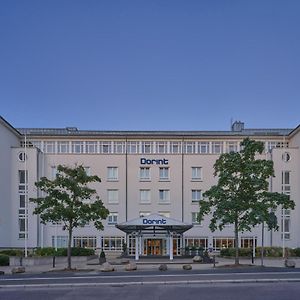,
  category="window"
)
[73,236,97,248]
[191,167,202,180]
[57,141,69,153]
[282,171,290,185]
[44,141,55,153]
[170,142,181,154]
[19,195,25,208]
[159,190,170,203]
[226,142,238,153]
[114,142,125,154]
[198,142,209,154]
[240,237,257,248]
[192,212,201,224]
[100,141,112,153]
[84,166,91,176]
[141,142,153,154]
[85,141,98,153]
[72,141,84,153]
[192,190,202,202]
[184,142,196,154]
[127,141,139,154]
[139,211,151,217]
[108,213,118,225]
[185,237,208,249]
[281,209,291,240]
[101,236,125,251]
[159,167,169,180]
[18,152,27,162]
[159,211,170,218]
[30,141,42,150]
[107,189,119,204]
[18,170,28,192]
[51,166,57,180]
[213,237,235,251]
[52,236,68,248]
[107,167,118,181]
[140,167,150,180]
[156,142,168,154]
[212,142,223,154]
[140,190,151,204]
